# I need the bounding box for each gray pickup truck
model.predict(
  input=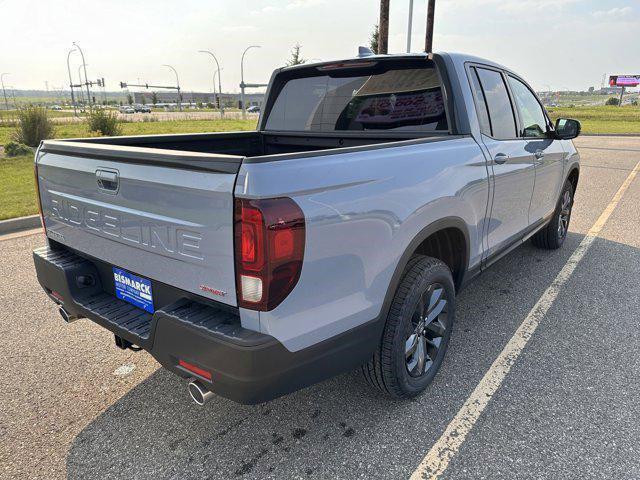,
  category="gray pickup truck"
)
[33,52,581,405]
